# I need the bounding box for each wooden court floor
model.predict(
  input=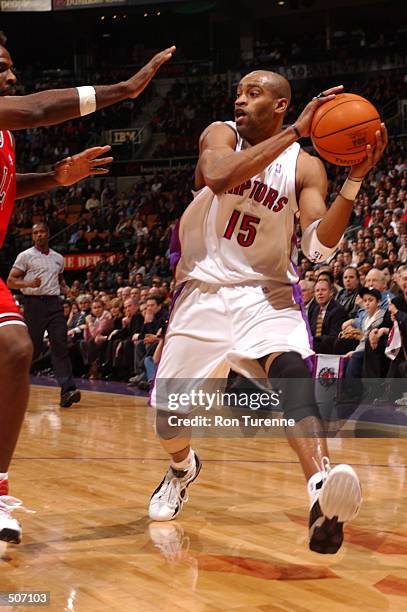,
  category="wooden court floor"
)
[0,385,406,611]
